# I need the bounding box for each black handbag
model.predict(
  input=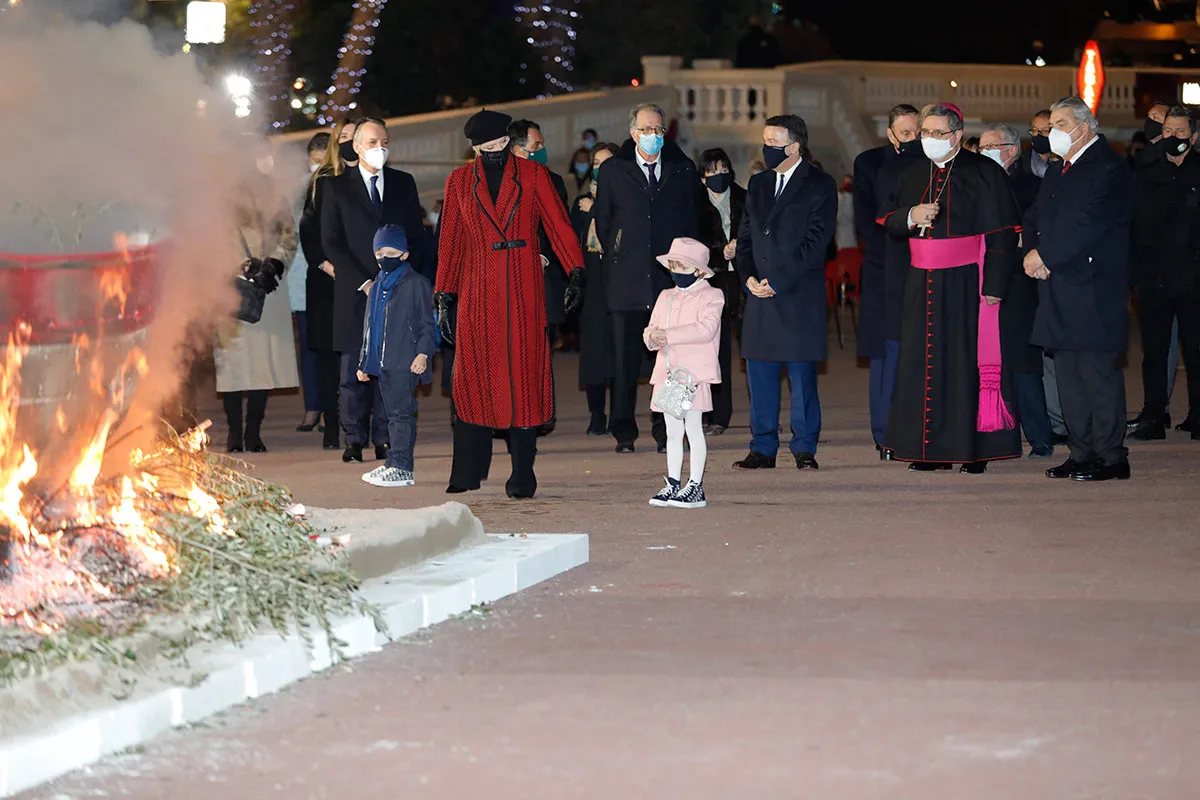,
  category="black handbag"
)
[233,228,265,324]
